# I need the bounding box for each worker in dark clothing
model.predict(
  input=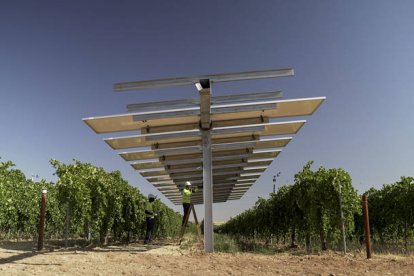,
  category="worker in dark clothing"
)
[144,193,156,244]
